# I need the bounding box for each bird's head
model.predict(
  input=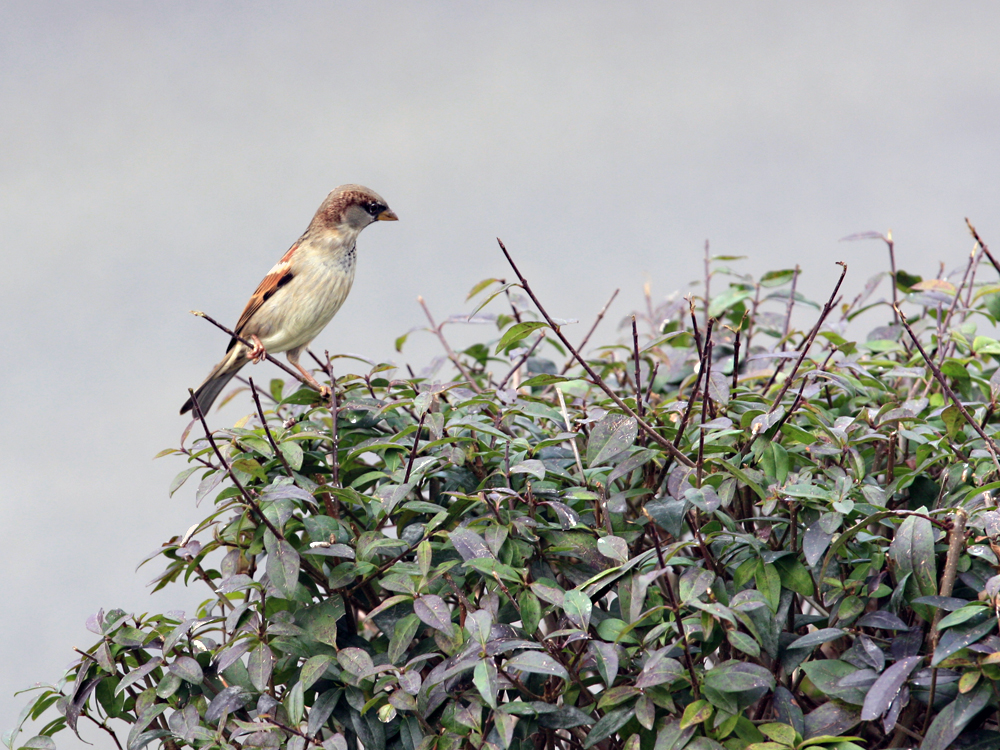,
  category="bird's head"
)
[314,184,398,233]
